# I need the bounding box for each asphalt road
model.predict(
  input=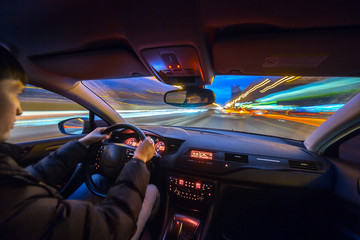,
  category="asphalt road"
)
[9,111,318,143]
